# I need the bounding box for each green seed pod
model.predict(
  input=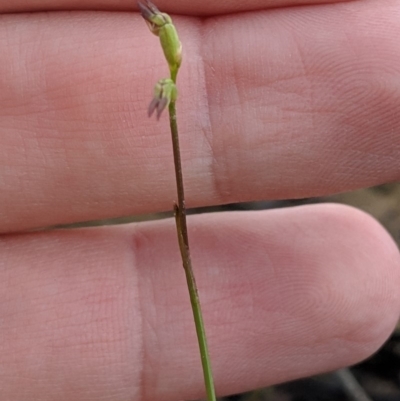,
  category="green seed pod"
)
[159,22,182,72]
[138,1,182,75]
